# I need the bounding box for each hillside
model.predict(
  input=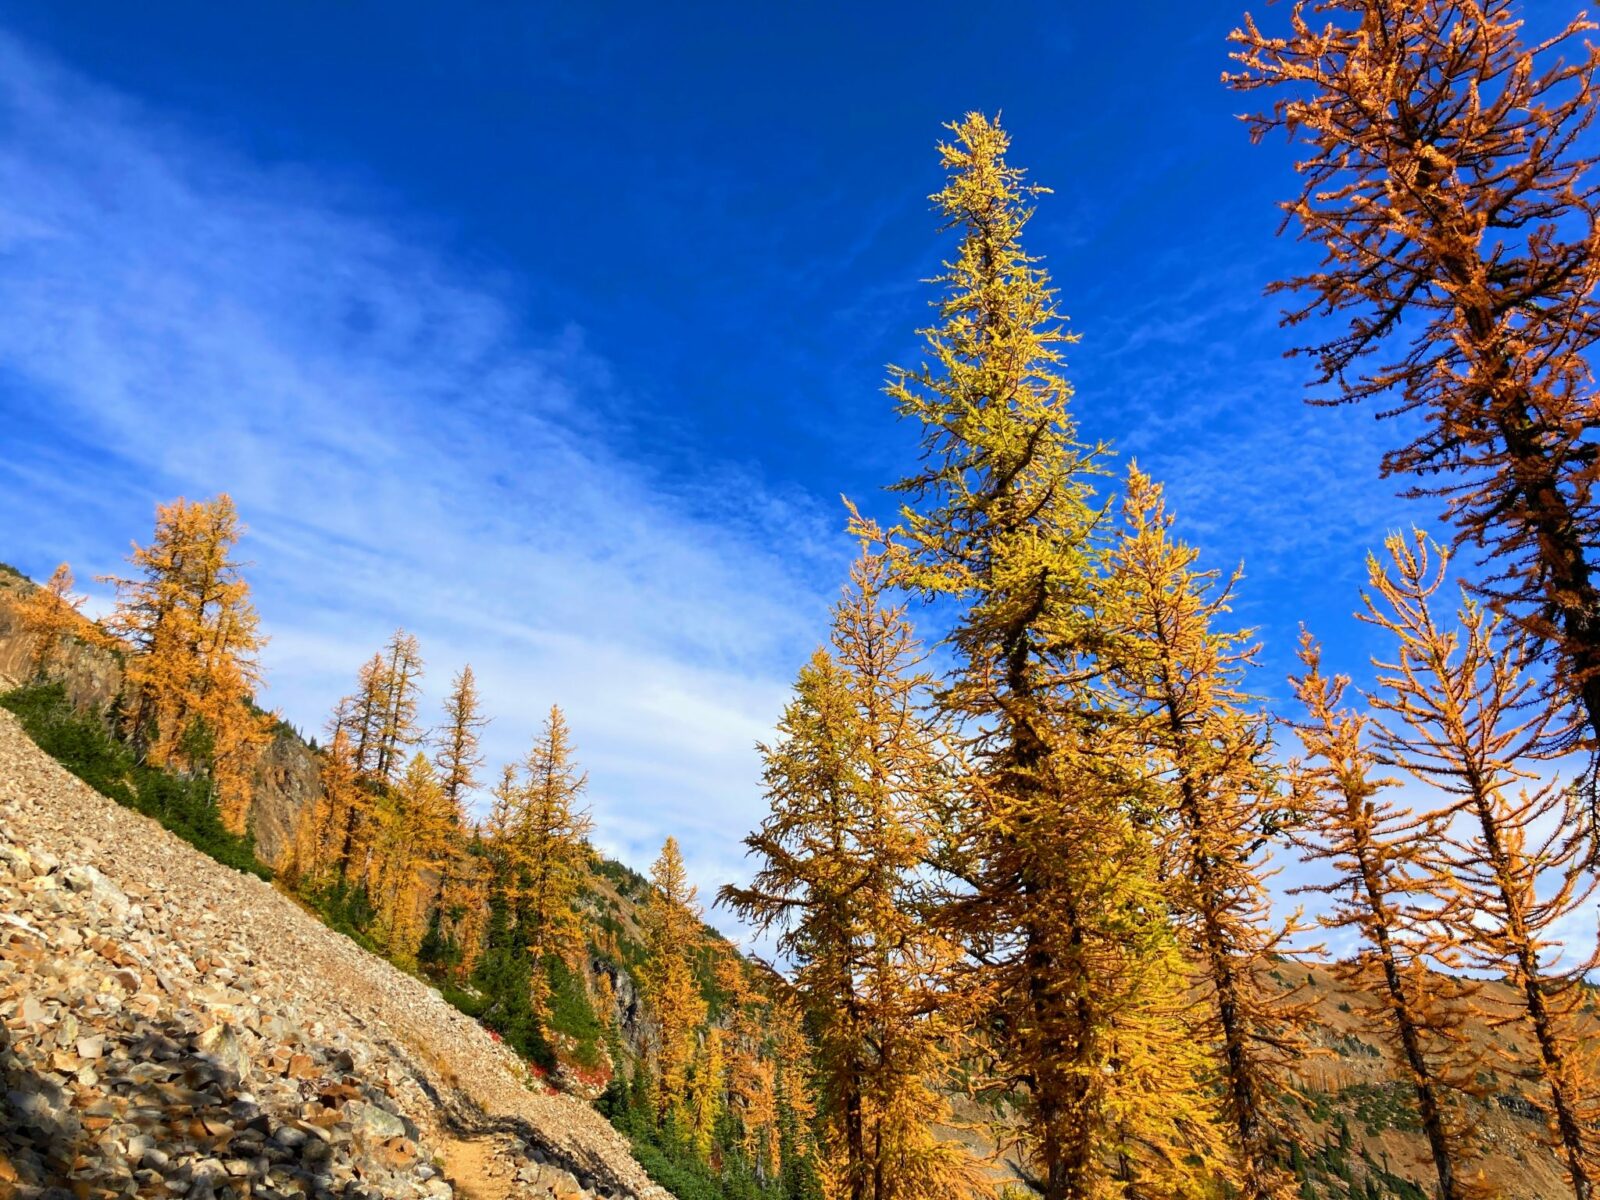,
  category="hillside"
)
[1,562,1592,1199]
[0,704,667,1200]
